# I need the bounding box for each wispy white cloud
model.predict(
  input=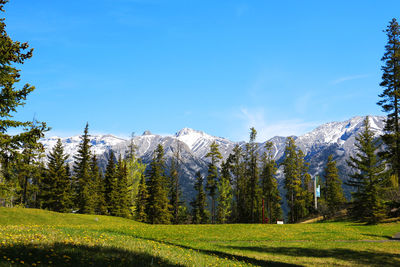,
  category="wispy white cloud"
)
[237,107,319,141]
[332,74,369,85]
